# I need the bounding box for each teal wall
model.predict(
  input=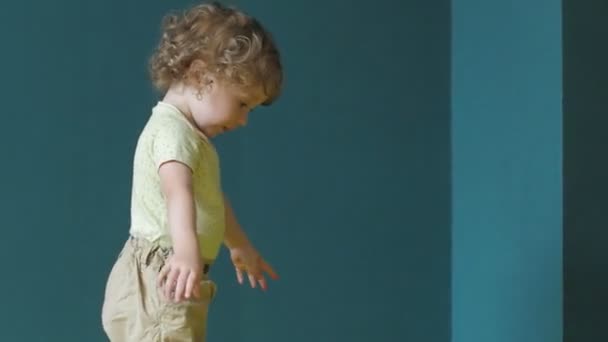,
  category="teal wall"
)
[563,0,608,341]
[451,1,563,342]
[0,0,451,341]
[0,1,178,340]
[202,0,452,340]
[8,0,596,341]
